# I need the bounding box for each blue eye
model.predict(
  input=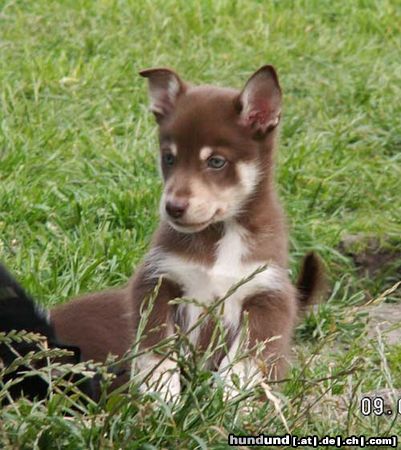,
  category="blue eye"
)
[207,155,226,169]
[163,153,175,167]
